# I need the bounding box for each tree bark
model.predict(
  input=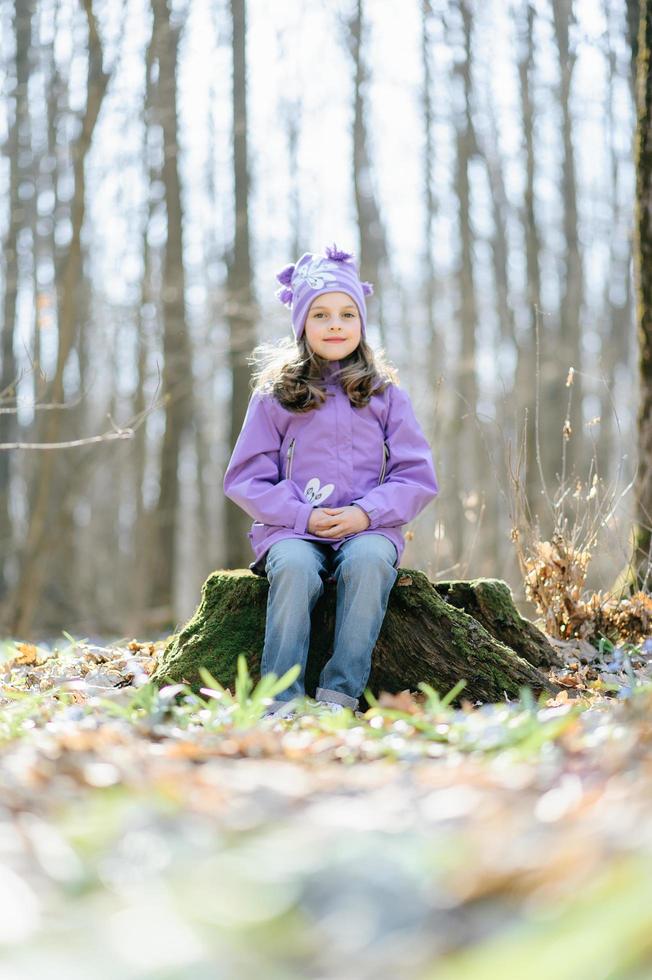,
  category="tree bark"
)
[147,0,194,617]
[477,82,514,572]
[615,0,652,593]
[224,0,257,570]
[627,0,642,95]
[552,1,584,490]
[432,578,560,669]
[598,11,634,484]
[346,0,389,346]
[8,0,110,636]
[0,0,31,602]
[449,0,481,568]
[515,1,545,525]
[420,0,441,441]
